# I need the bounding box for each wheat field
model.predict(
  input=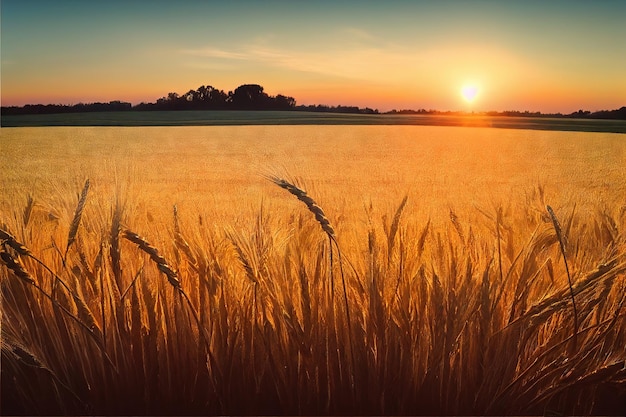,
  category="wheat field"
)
[1,126,625,415]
